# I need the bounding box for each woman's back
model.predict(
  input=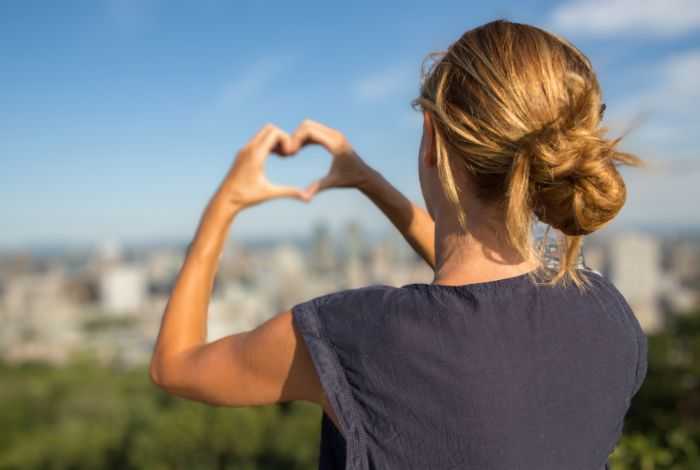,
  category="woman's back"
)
[148,17,650,470]
[292,267,648,470]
